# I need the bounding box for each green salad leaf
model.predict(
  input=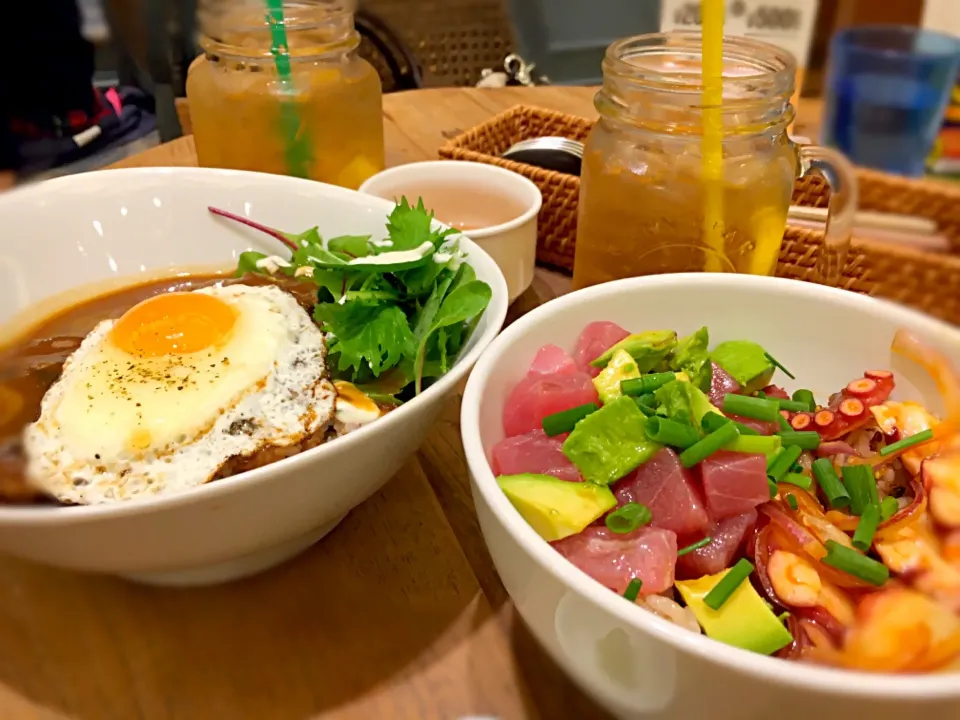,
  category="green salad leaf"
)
[386,197,443,251]
[328,235,373,257]
[411,264,492,392]
[315,303,415,377]
[216,198,491,404]
[235,251,267,276]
